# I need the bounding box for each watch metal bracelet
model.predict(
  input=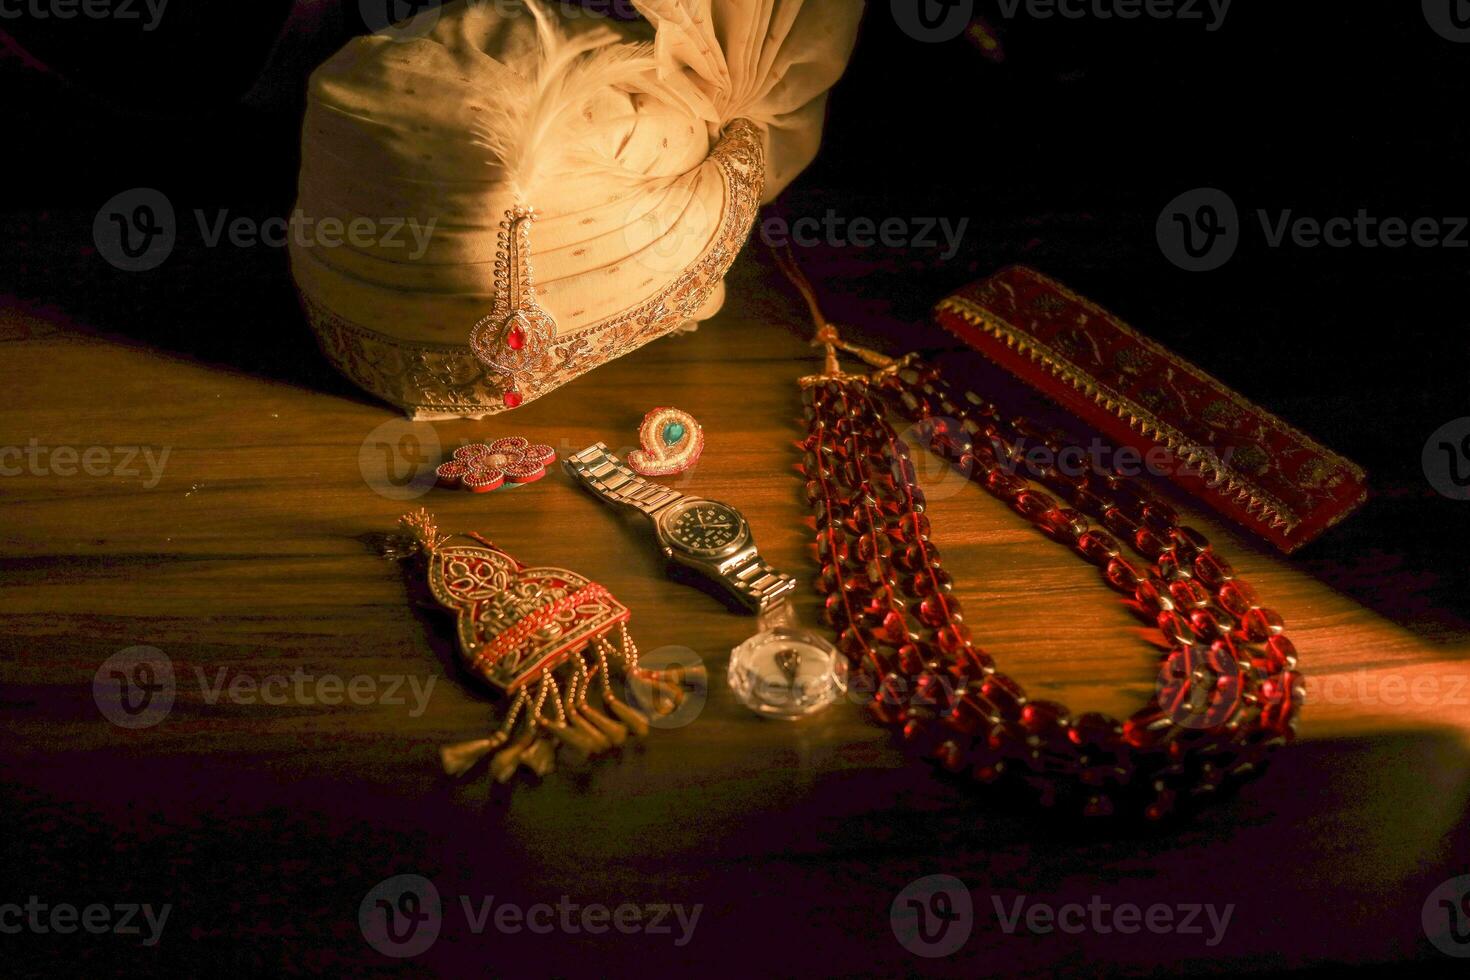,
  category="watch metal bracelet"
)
[564,443,683,515]
[724,554,798,611]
